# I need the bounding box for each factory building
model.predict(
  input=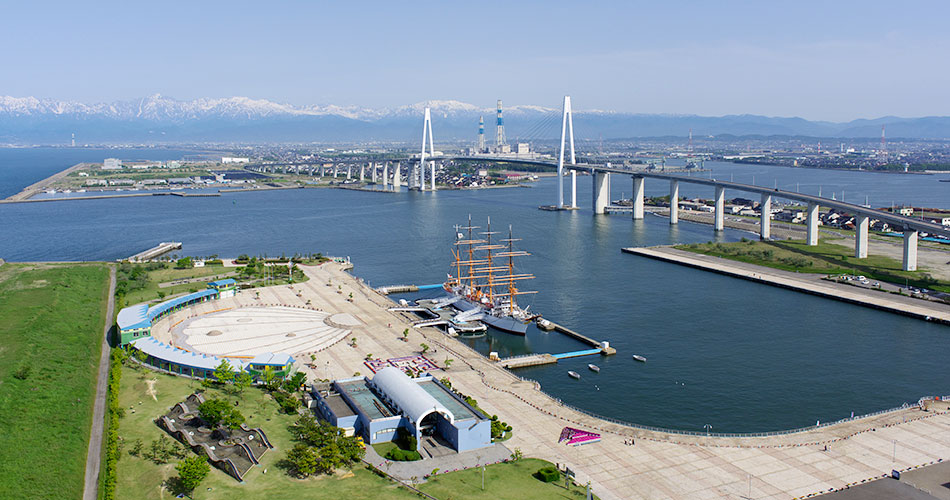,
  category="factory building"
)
[311,367,492,454]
